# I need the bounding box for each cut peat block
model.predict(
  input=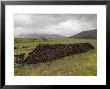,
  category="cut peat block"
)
[25,43,94,64]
